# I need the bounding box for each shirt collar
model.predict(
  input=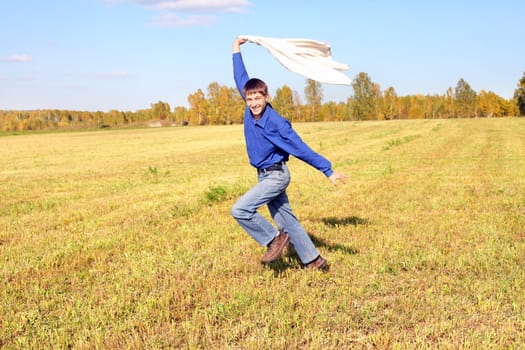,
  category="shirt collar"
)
[248,105,270,128]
